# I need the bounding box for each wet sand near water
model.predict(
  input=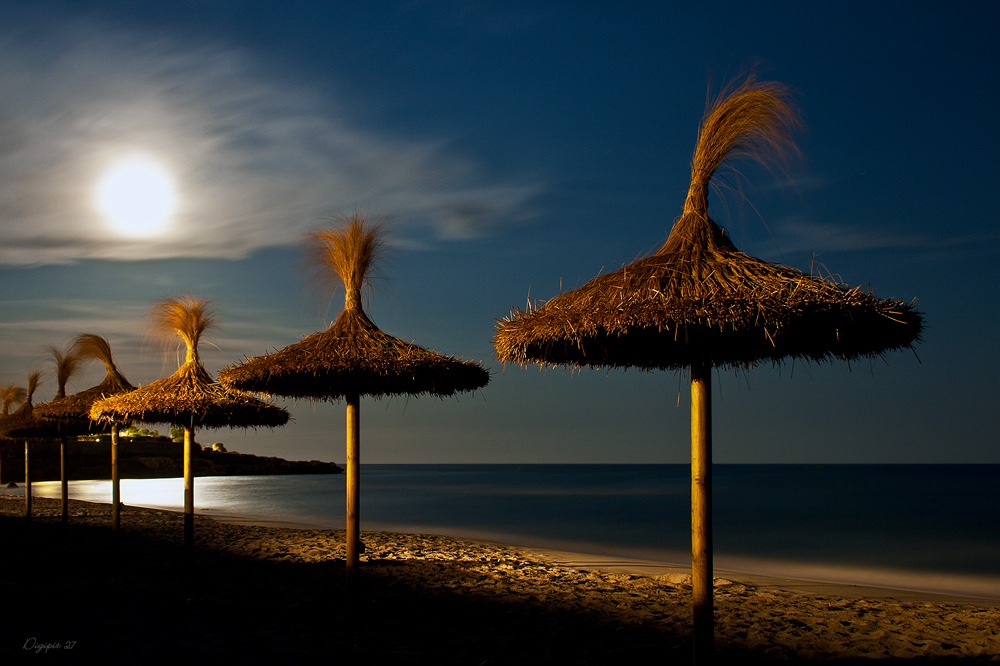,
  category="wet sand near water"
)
[3,495,998,663]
